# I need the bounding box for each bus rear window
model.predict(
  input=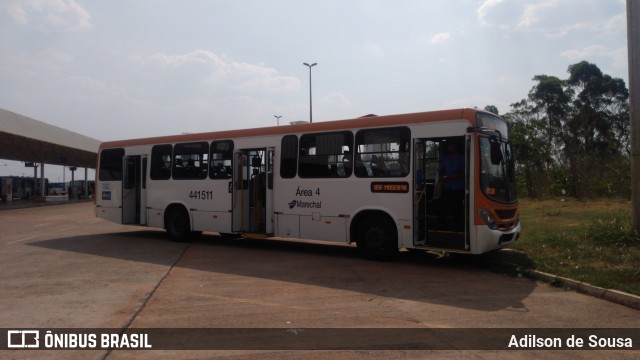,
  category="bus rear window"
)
[99,148,124,181]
